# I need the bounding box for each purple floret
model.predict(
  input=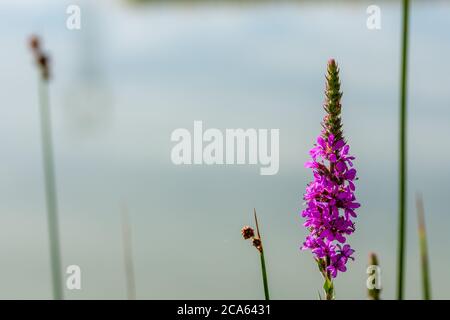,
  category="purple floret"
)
[301,133,359,278]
